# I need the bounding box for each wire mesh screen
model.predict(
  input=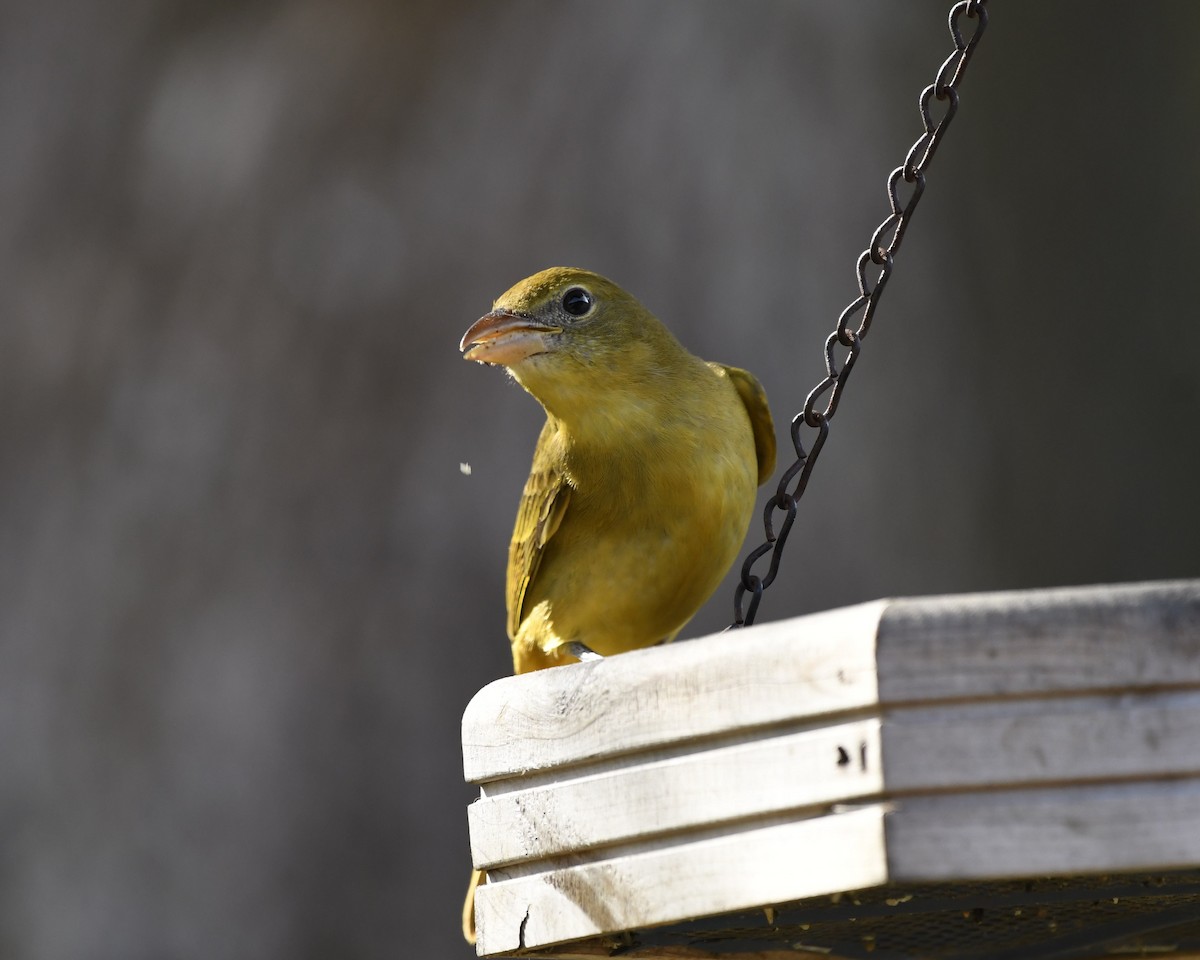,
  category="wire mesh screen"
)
[613,872,1200,960]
